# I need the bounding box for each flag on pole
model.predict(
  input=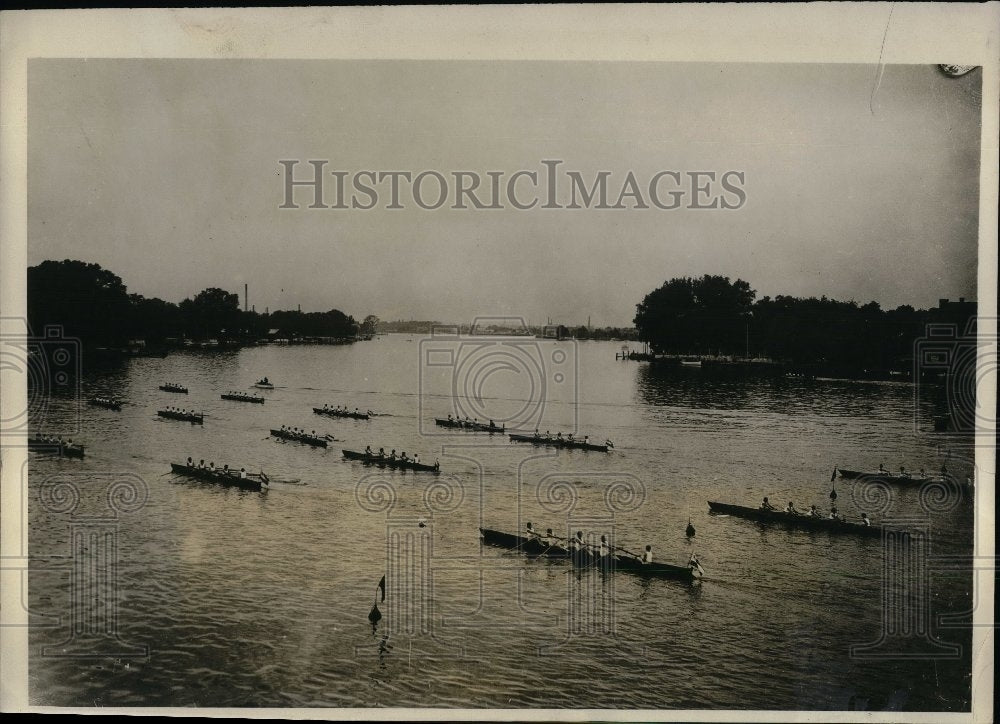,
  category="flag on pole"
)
[377,575,386,603]
[830,467,837,482]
